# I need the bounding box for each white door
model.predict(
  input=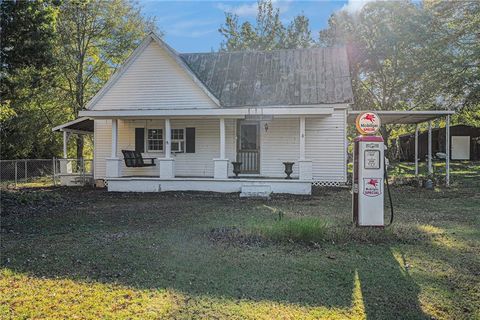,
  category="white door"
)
[451,136,470,160]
